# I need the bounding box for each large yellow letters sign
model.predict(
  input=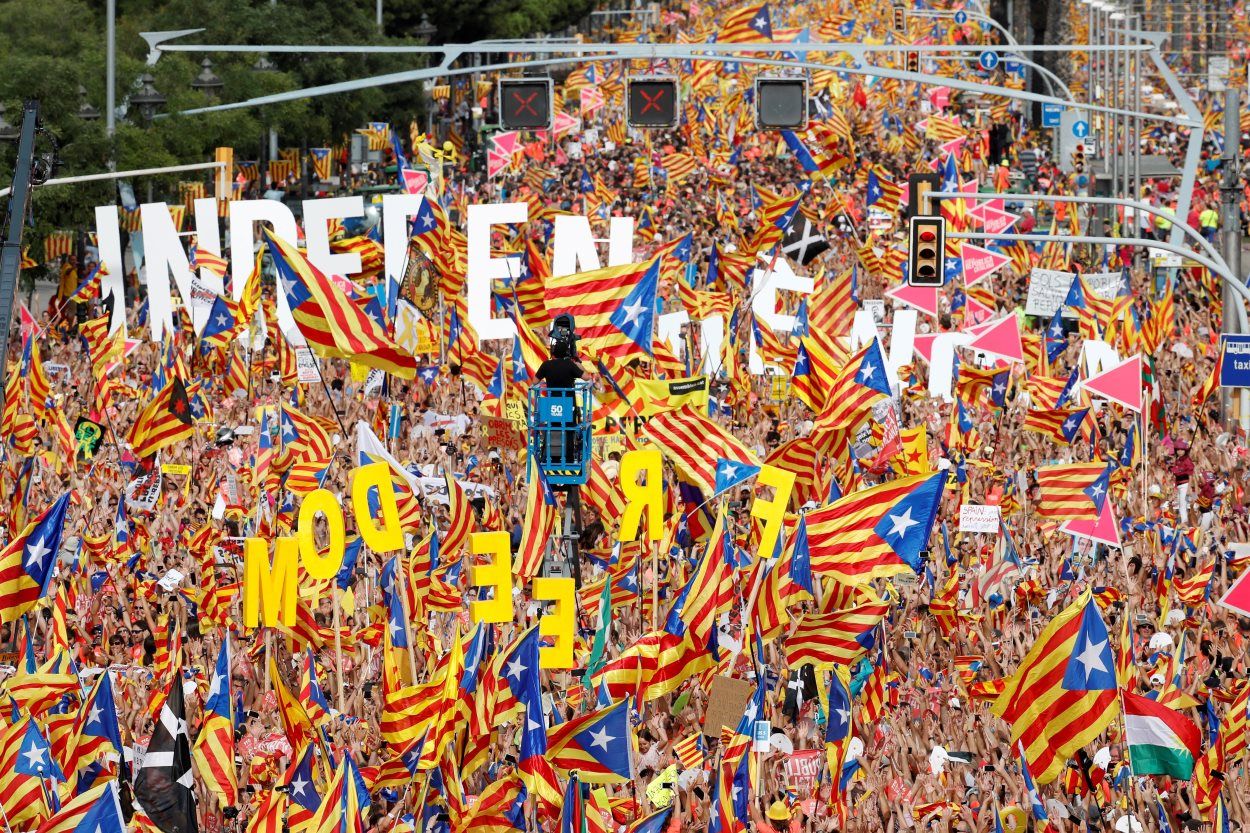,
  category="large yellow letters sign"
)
[617,449,662,542]
[751,464,795,560]
[242,462,405,629]
[469,531,513,624]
